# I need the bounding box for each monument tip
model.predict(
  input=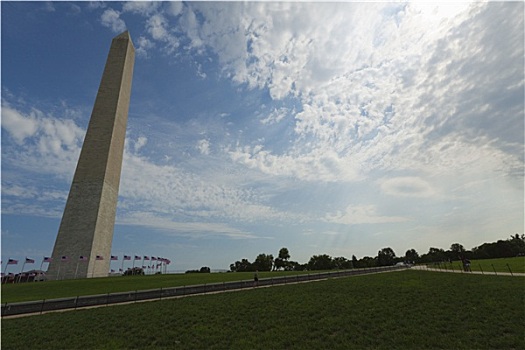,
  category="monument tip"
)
[115,30,131,41]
